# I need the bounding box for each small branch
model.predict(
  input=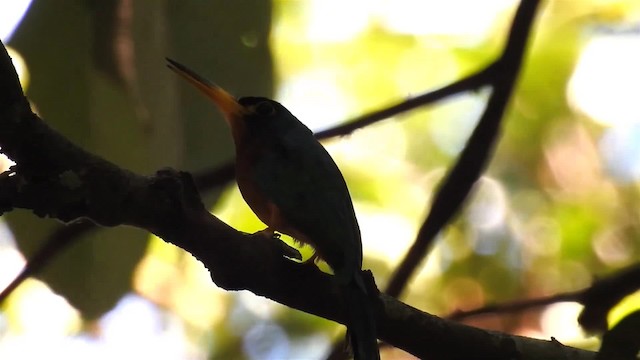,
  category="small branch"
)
[447,291,582,321]
[0,220,95,304]
[384,0,541,298]
[315,64,497,139]
[447,263,640,334]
